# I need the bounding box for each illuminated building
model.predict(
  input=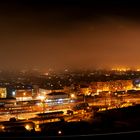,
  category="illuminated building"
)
[38,87,65,97]
[133,78,140,87]
[90,80,133,92]
[0,88,7,98]
[45,92,71,106]
[79,85,92,95]
[15,89,33,101]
